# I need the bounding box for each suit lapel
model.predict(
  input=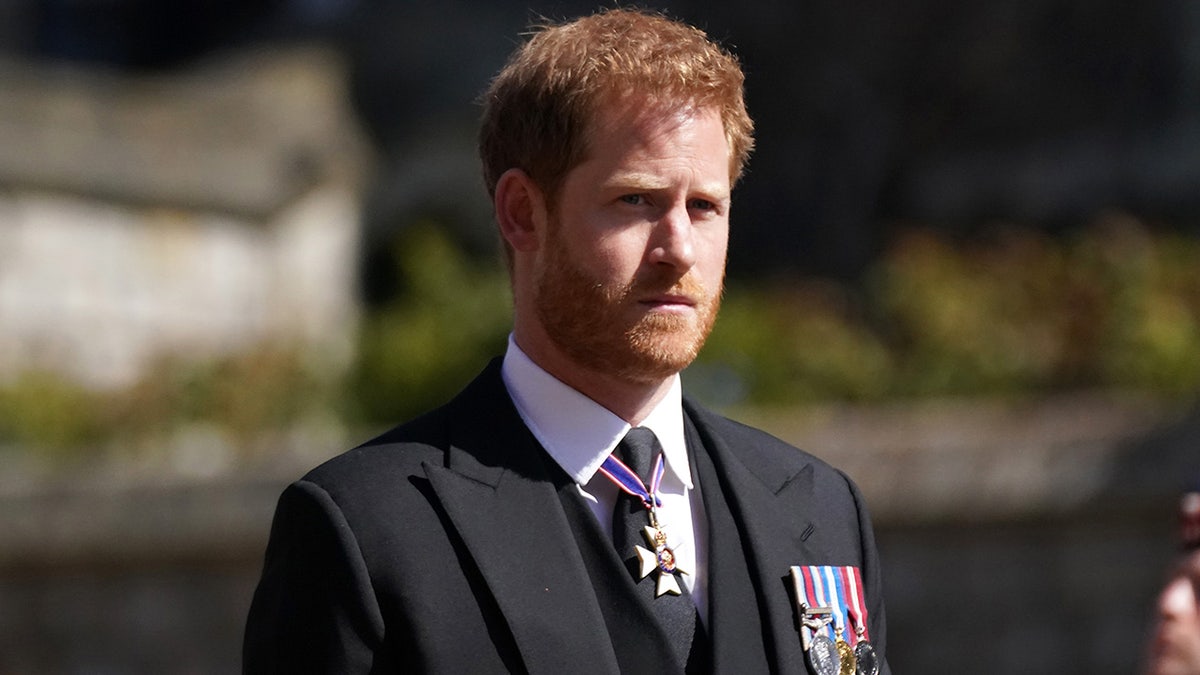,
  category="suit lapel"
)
[423,362,620,675]
[685,400,819,675]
